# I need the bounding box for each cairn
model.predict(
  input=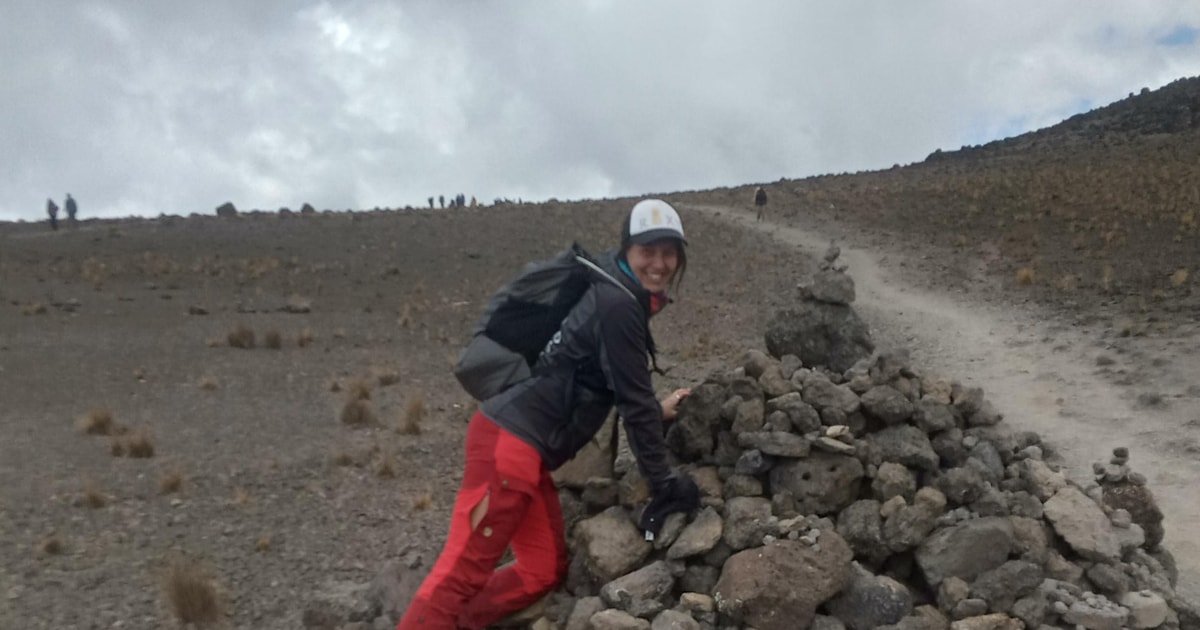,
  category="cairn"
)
[535,252,1195,630]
